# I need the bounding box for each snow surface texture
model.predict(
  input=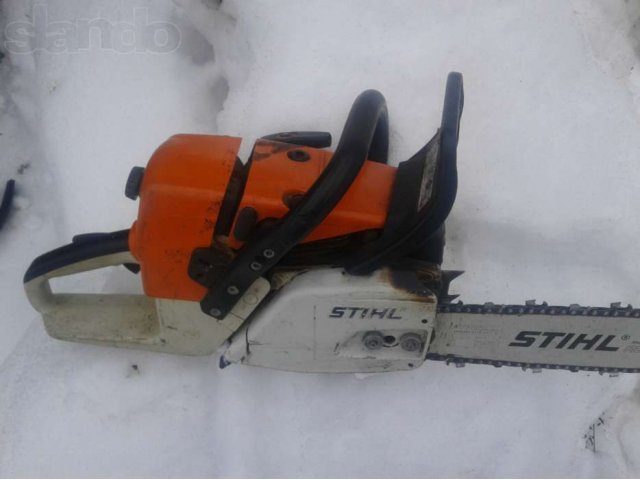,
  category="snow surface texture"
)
[1,0,640,476]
